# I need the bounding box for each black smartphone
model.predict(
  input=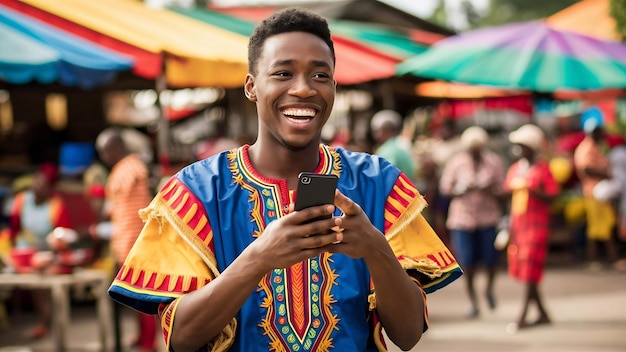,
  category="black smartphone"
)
[294,172,338,222]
